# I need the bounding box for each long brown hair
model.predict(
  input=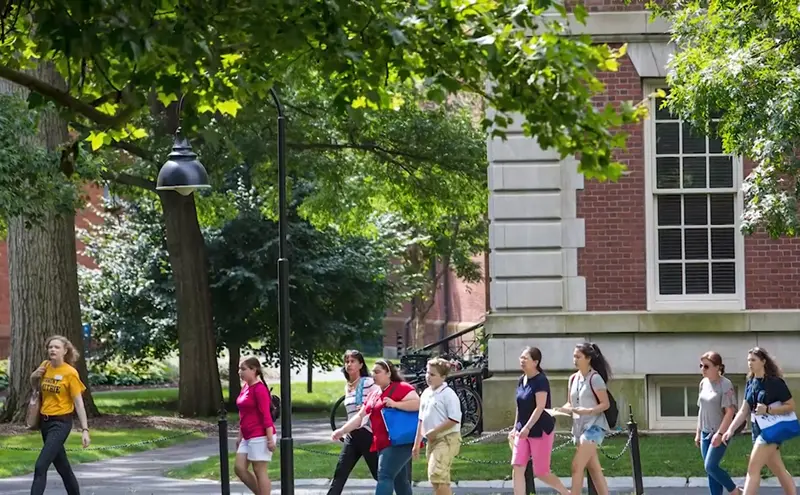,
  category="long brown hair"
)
[241,356,265,382]
[748,347,782,379]
[46,335,79,365]
[342,349,369,380]
[374,359,403,382]
[575,342,612,383]
[701,351,726,375]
